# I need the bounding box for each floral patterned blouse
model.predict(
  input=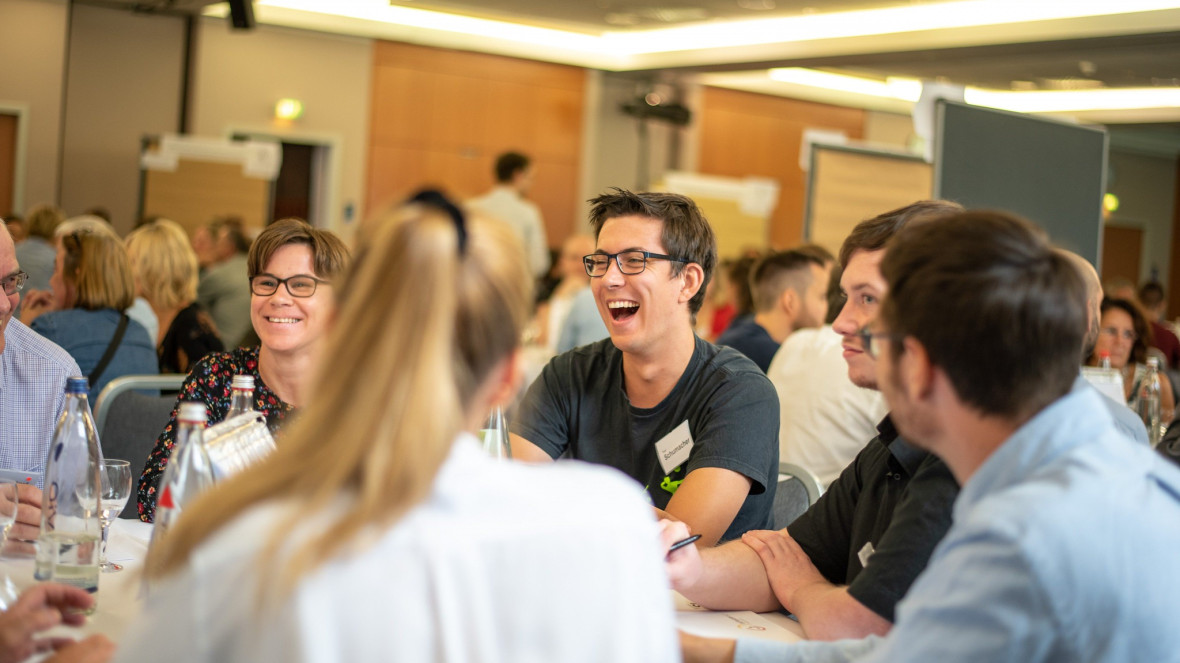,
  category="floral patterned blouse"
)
[136,346,293,522]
